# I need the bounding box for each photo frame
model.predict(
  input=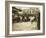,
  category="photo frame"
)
[5,1,45,37]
